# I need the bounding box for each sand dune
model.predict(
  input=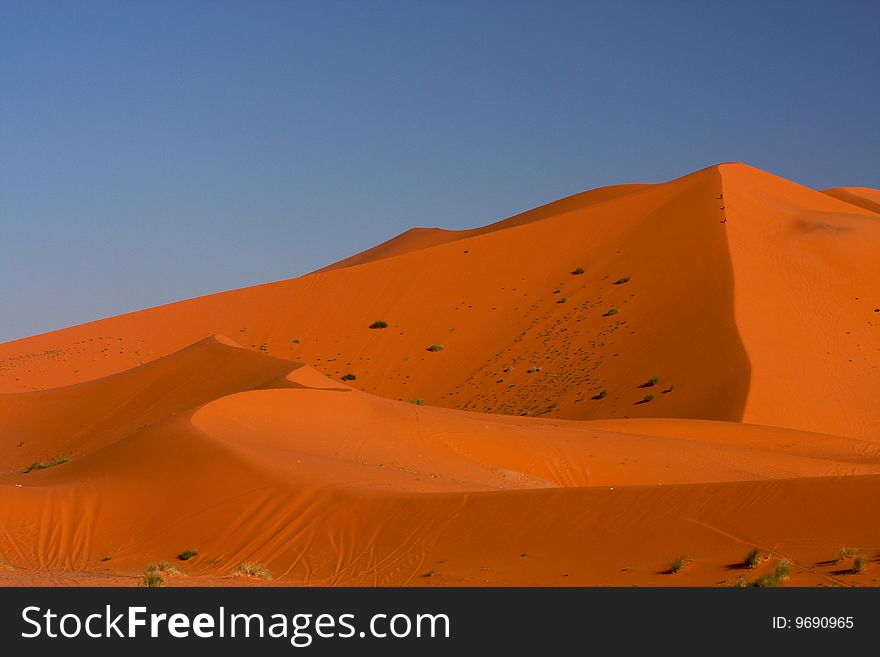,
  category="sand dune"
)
[1,163,878,586]
[822,187,880,214]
